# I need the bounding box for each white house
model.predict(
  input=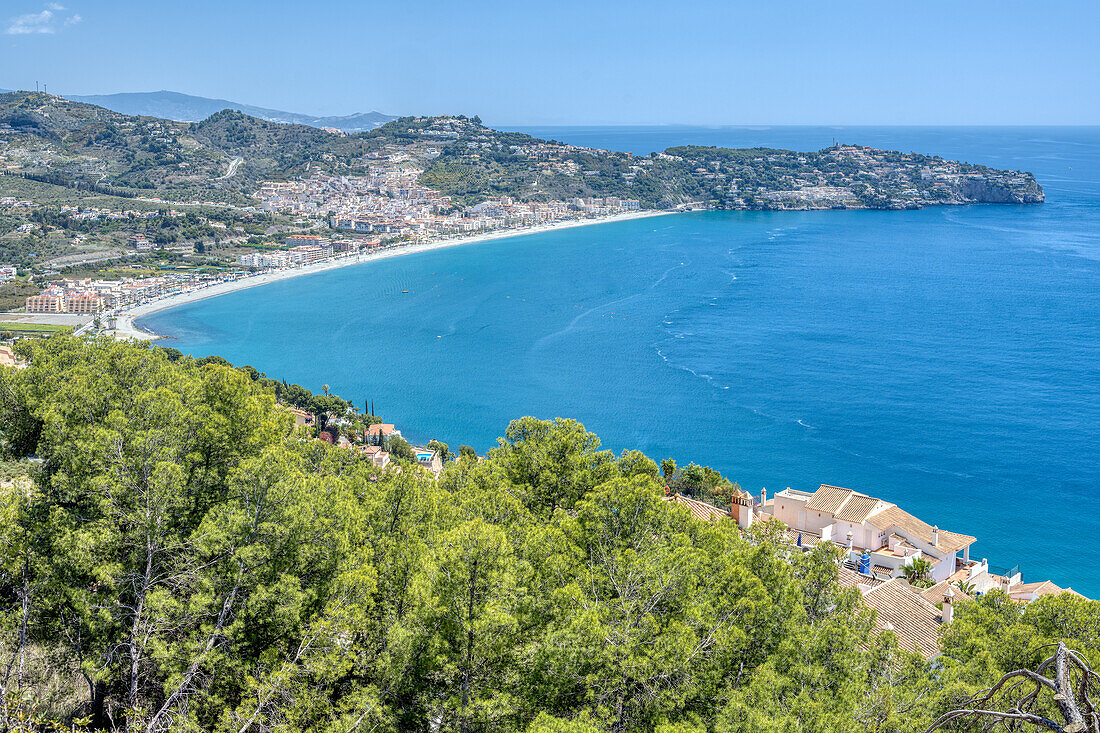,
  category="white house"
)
[769,484,976,583]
